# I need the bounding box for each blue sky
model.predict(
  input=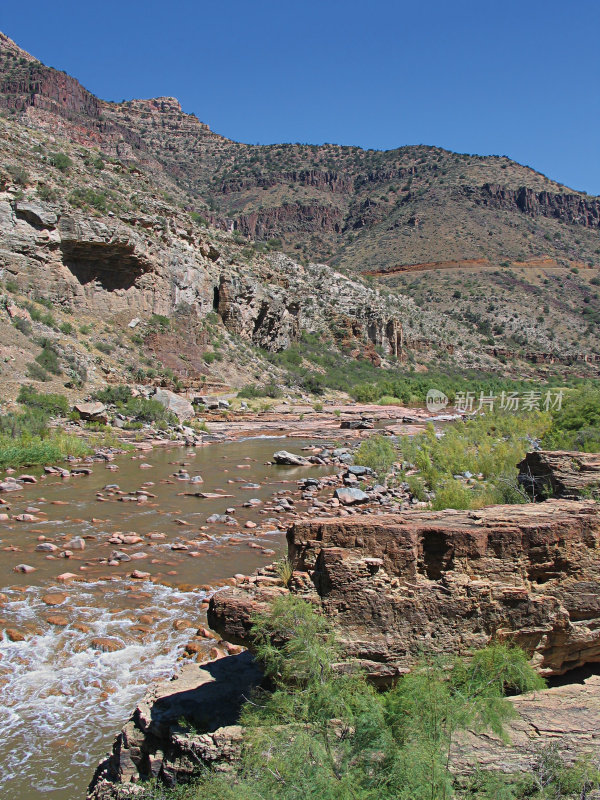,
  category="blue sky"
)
[2,0,599,194]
